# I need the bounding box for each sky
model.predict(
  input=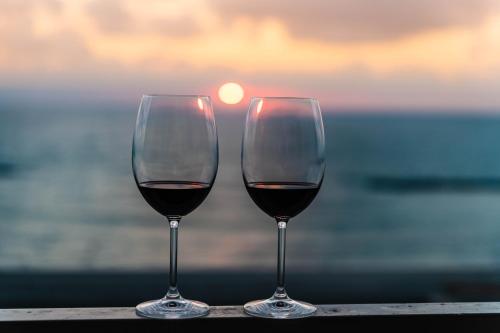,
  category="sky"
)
[1,0,500,110]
